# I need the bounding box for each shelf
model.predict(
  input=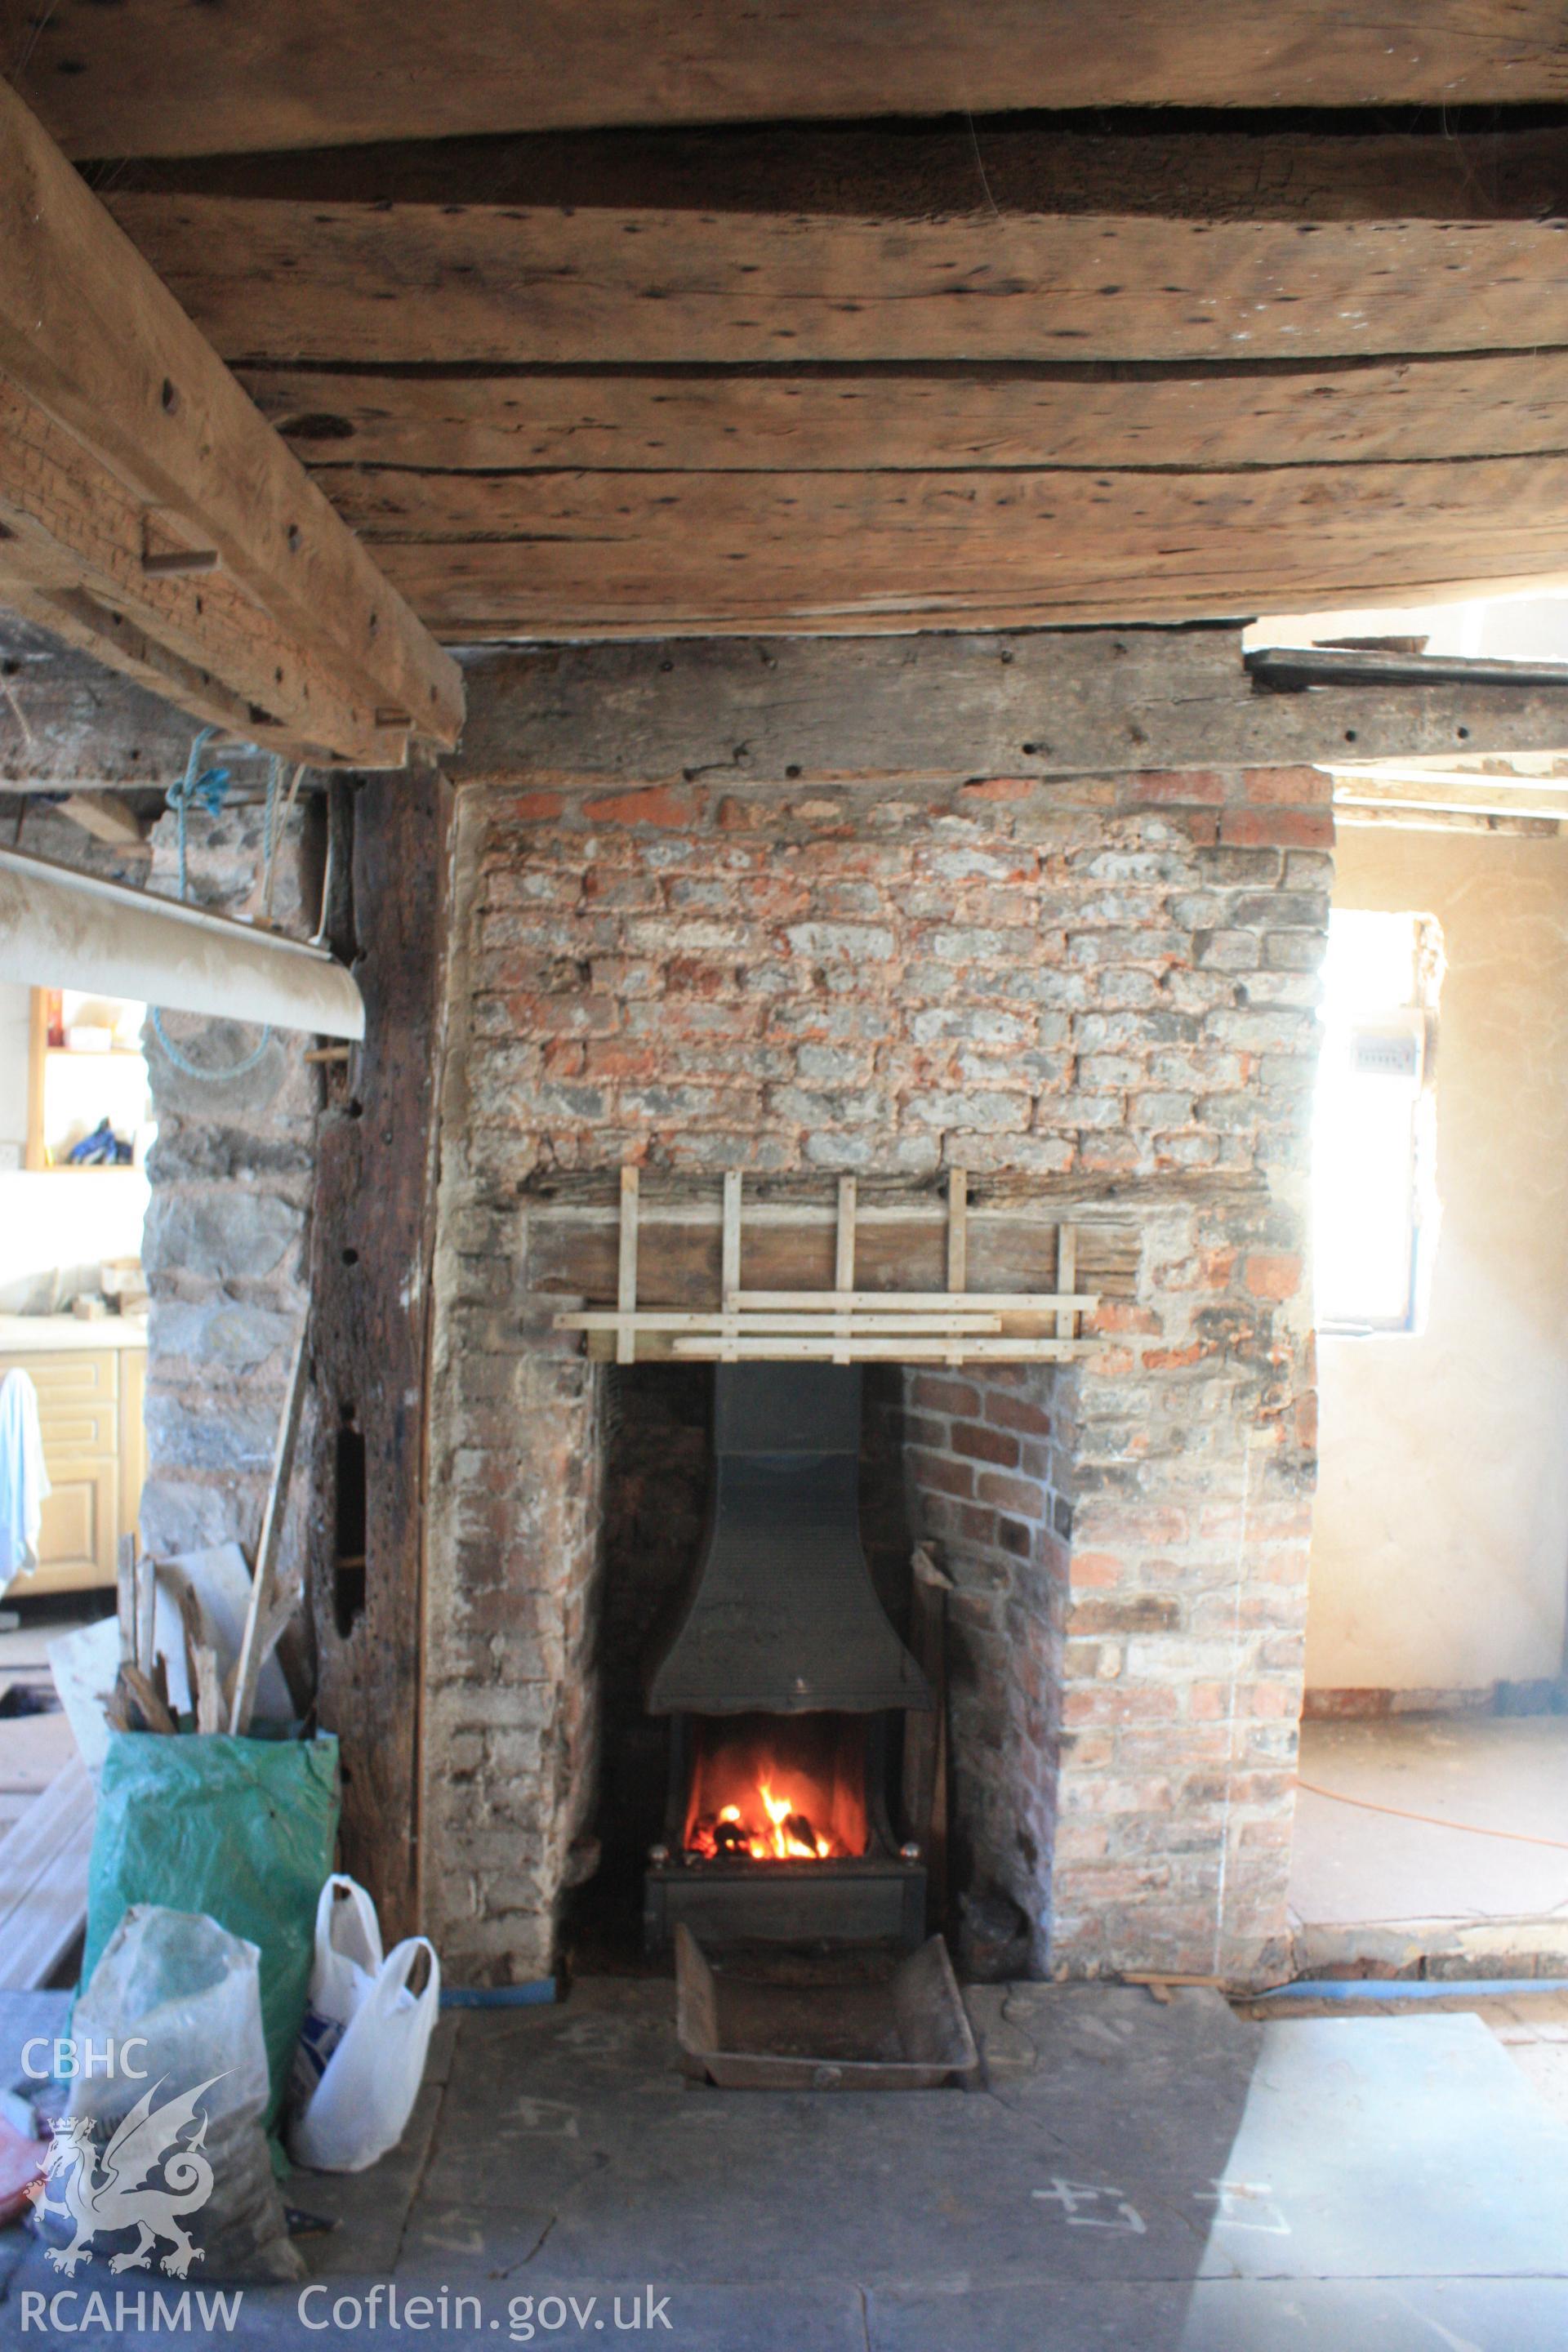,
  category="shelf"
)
[43,1046,145,1061]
